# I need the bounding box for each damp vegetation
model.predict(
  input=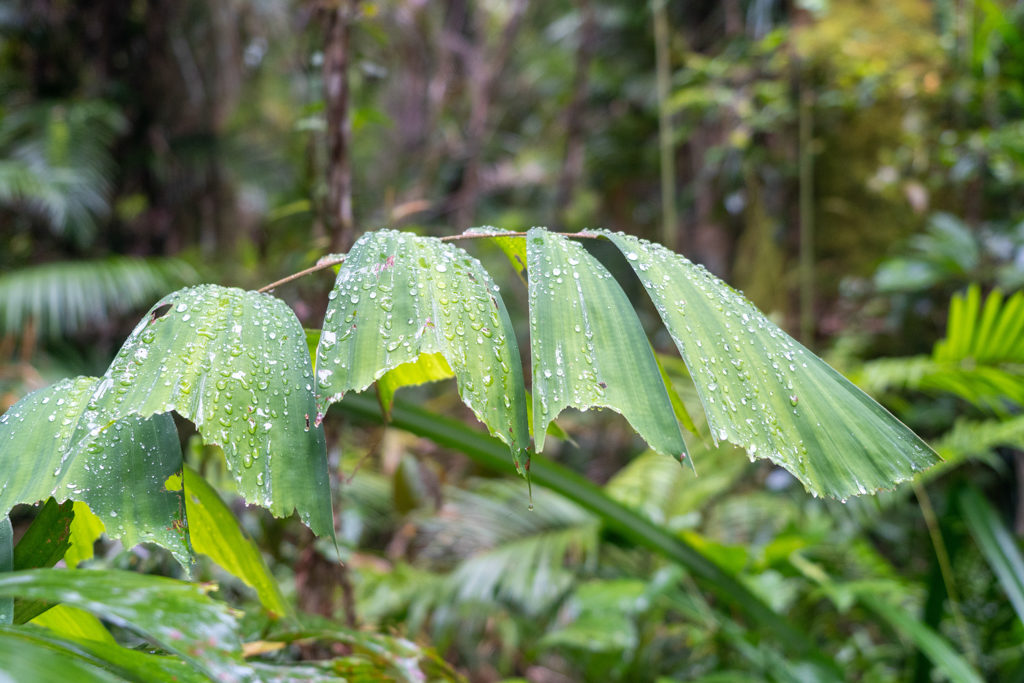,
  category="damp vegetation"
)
[0,228,950,680]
